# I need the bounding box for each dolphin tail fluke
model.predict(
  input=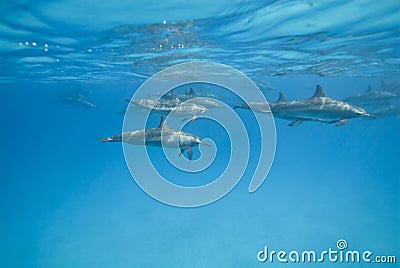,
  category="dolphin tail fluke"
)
[126,99,142,107]
[363,113,378,119]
